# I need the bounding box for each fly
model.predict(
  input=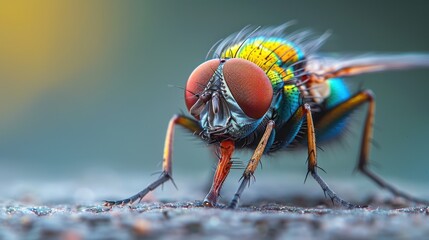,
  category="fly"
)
[105,23,429,209]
